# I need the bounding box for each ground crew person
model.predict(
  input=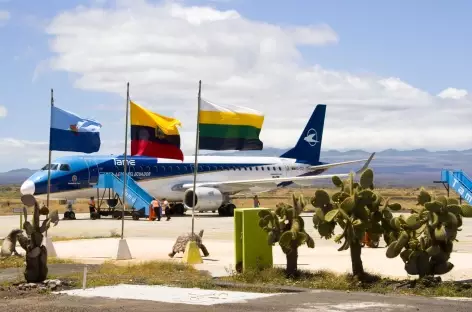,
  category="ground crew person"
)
[162,198,171,221]
[253,195,260,208]
[151,197,161,221]
[148,201,156,221]
[88,196,96,219]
